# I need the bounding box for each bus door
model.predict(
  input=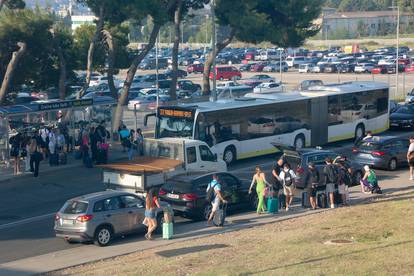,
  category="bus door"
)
[311,98,328,146]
